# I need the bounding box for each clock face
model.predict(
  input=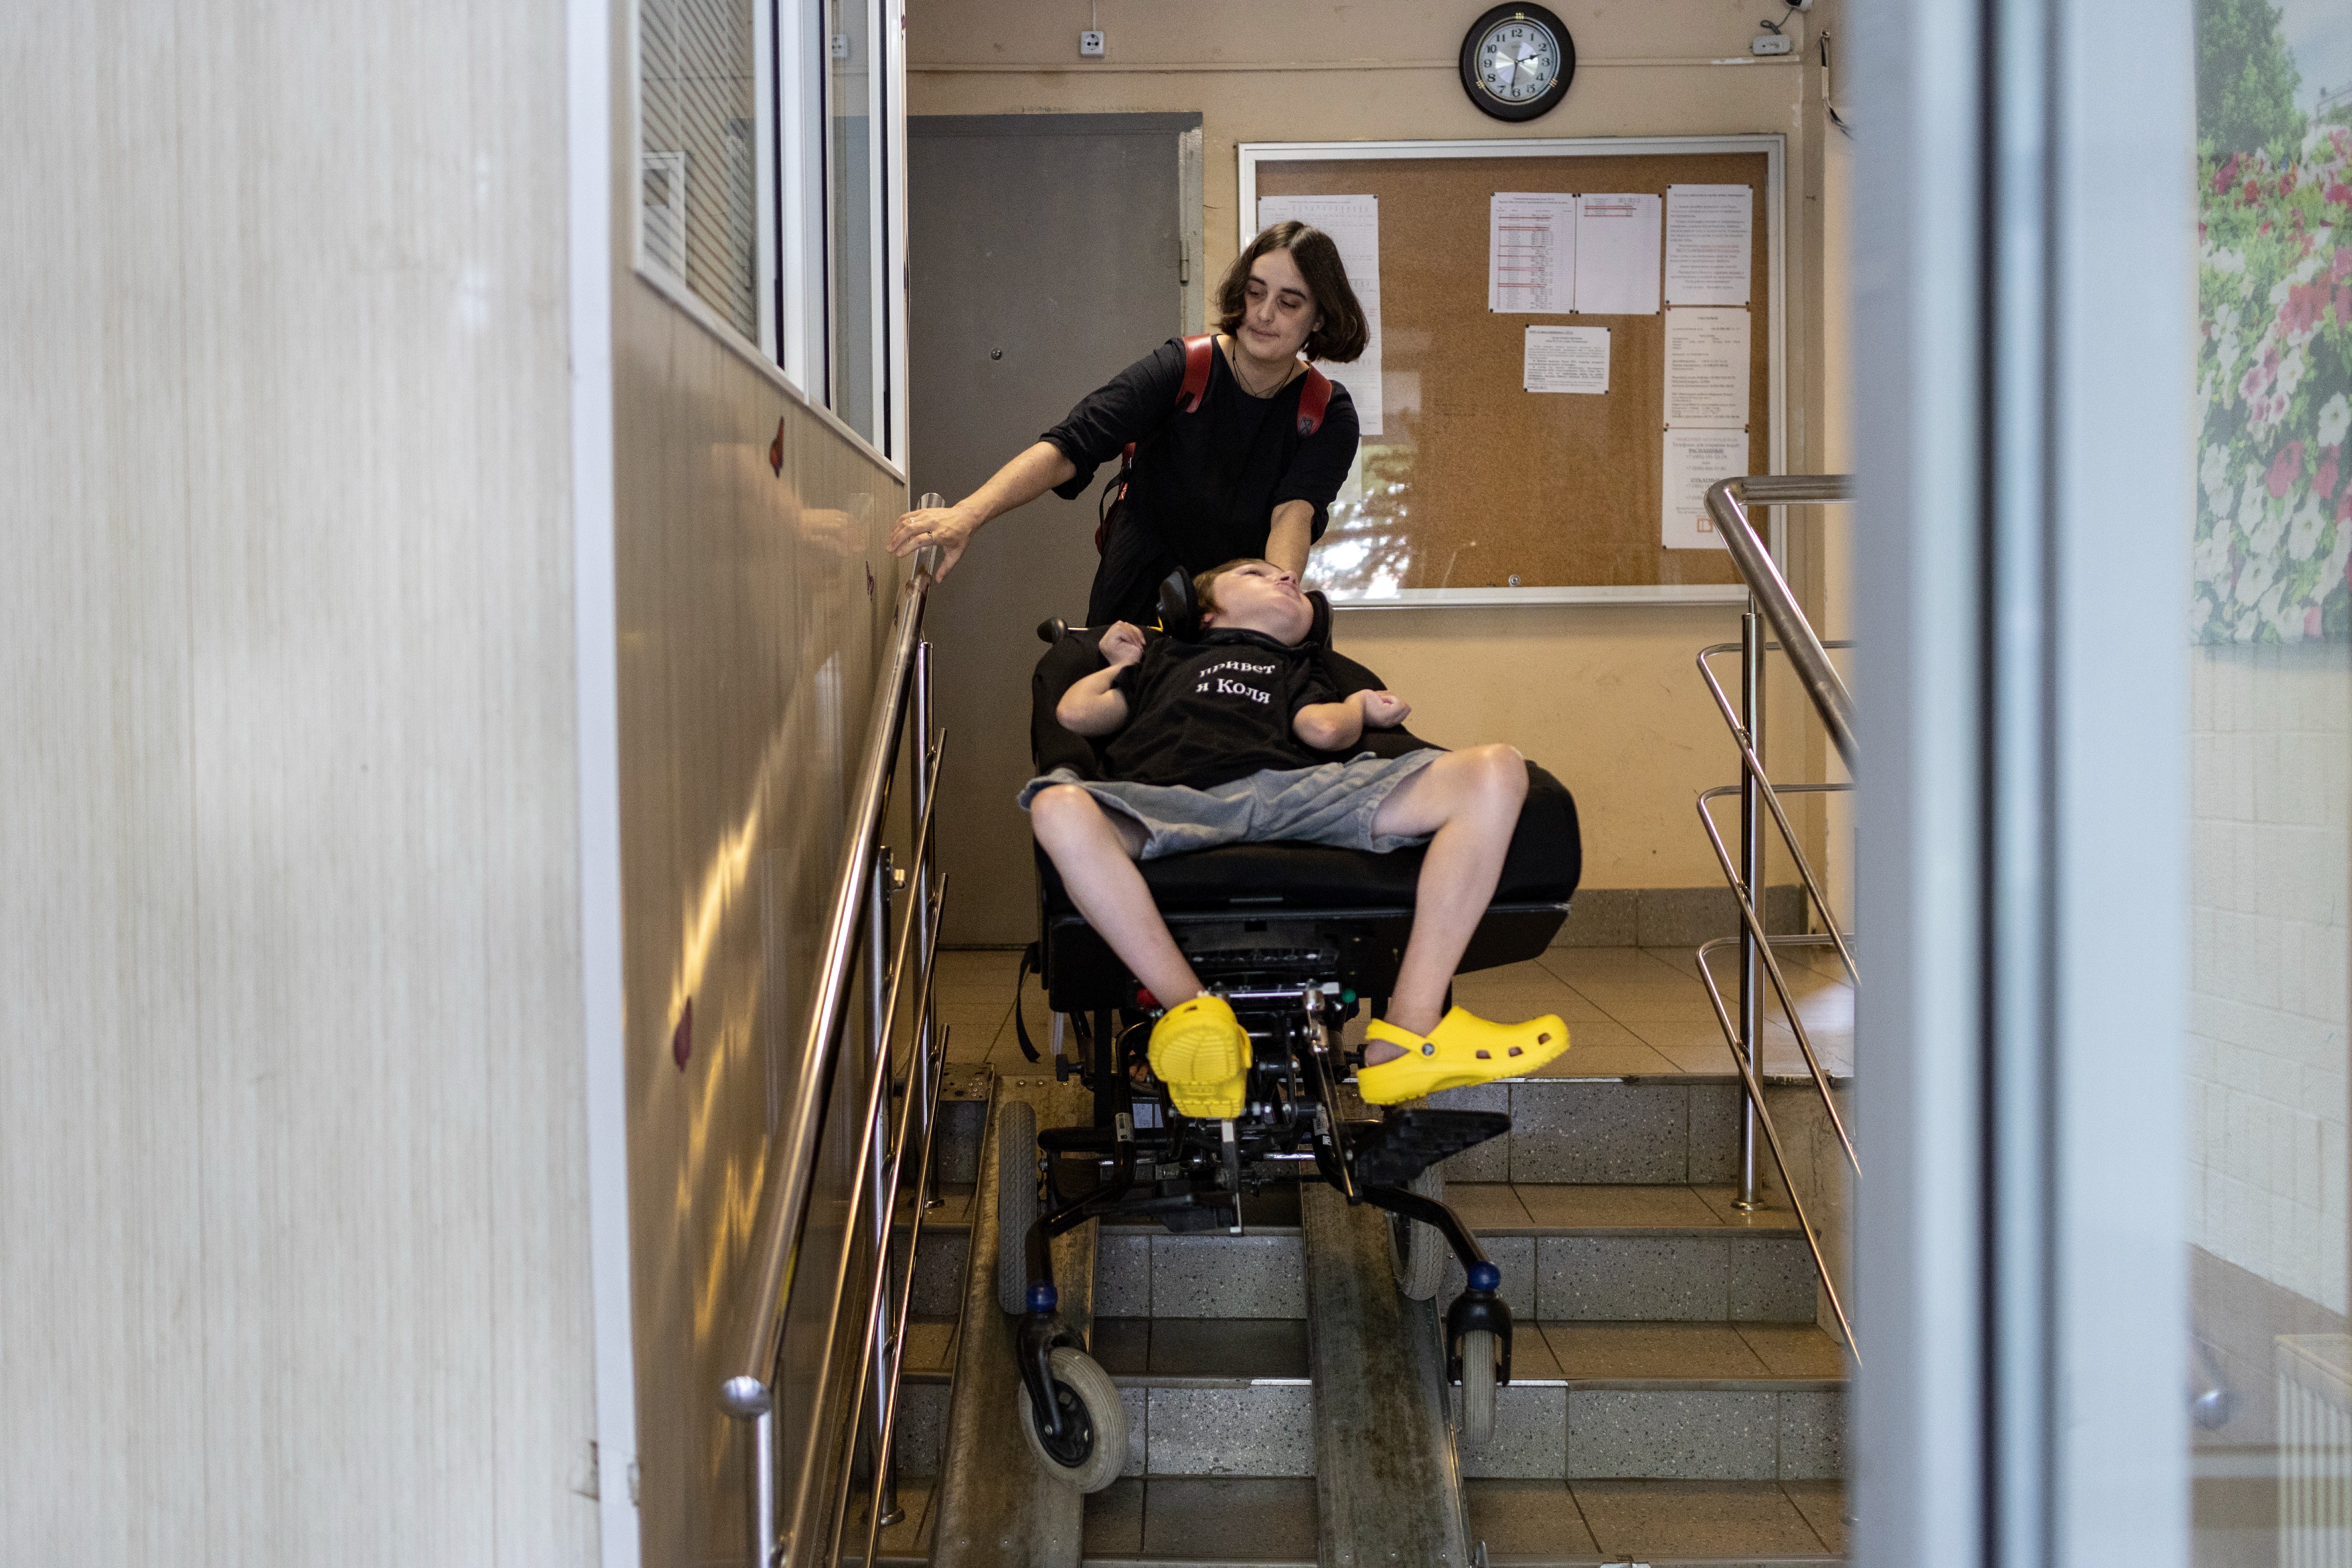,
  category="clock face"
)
[1477,18,1560,104]
[1459,5,1574,121]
